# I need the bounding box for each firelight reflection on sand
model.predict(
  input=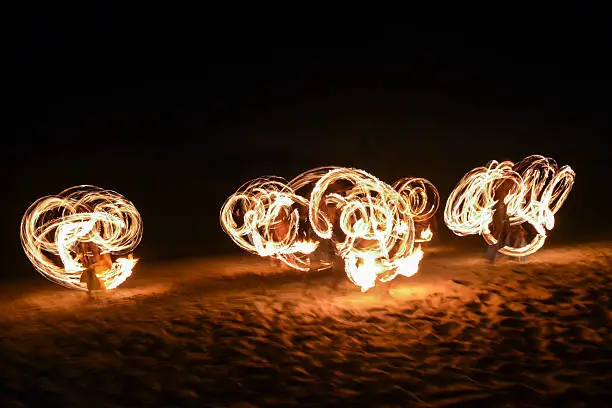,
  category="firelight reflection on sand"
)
[444,155,575,257]
[21,186,143,290]
[220,167,439,292]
